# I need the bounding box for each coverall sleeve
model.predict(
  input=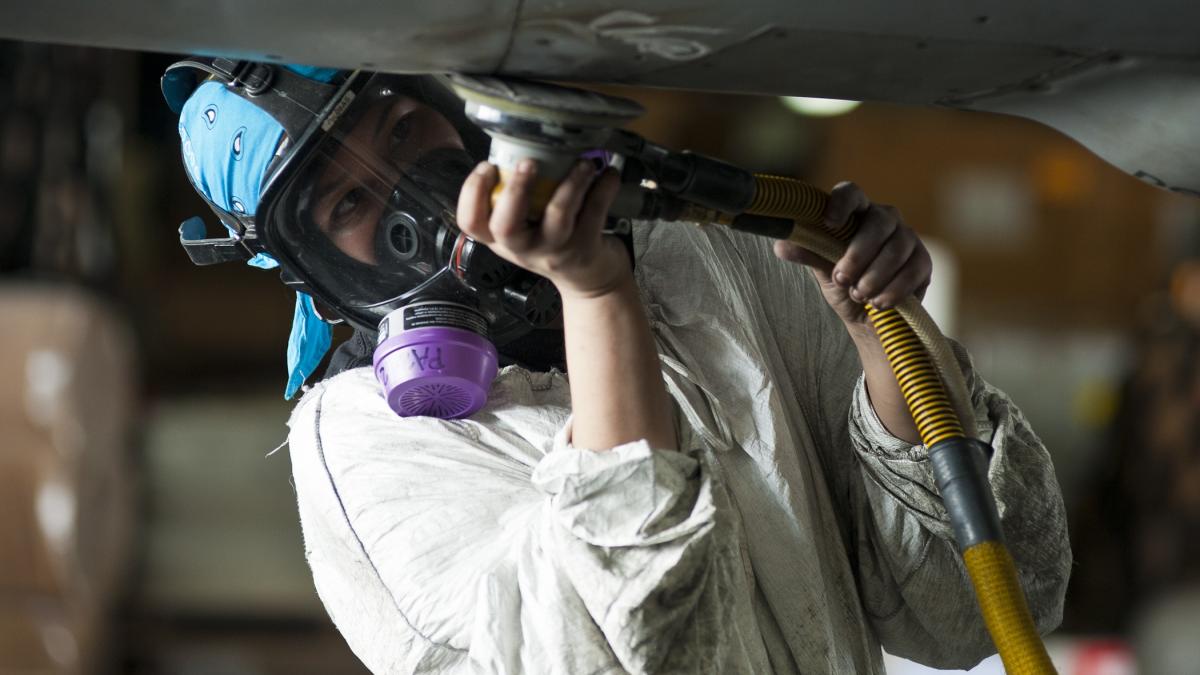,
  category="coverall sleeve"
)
[844,345,1071,669]
[717,227,1071,669]
[284,369,765,675]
